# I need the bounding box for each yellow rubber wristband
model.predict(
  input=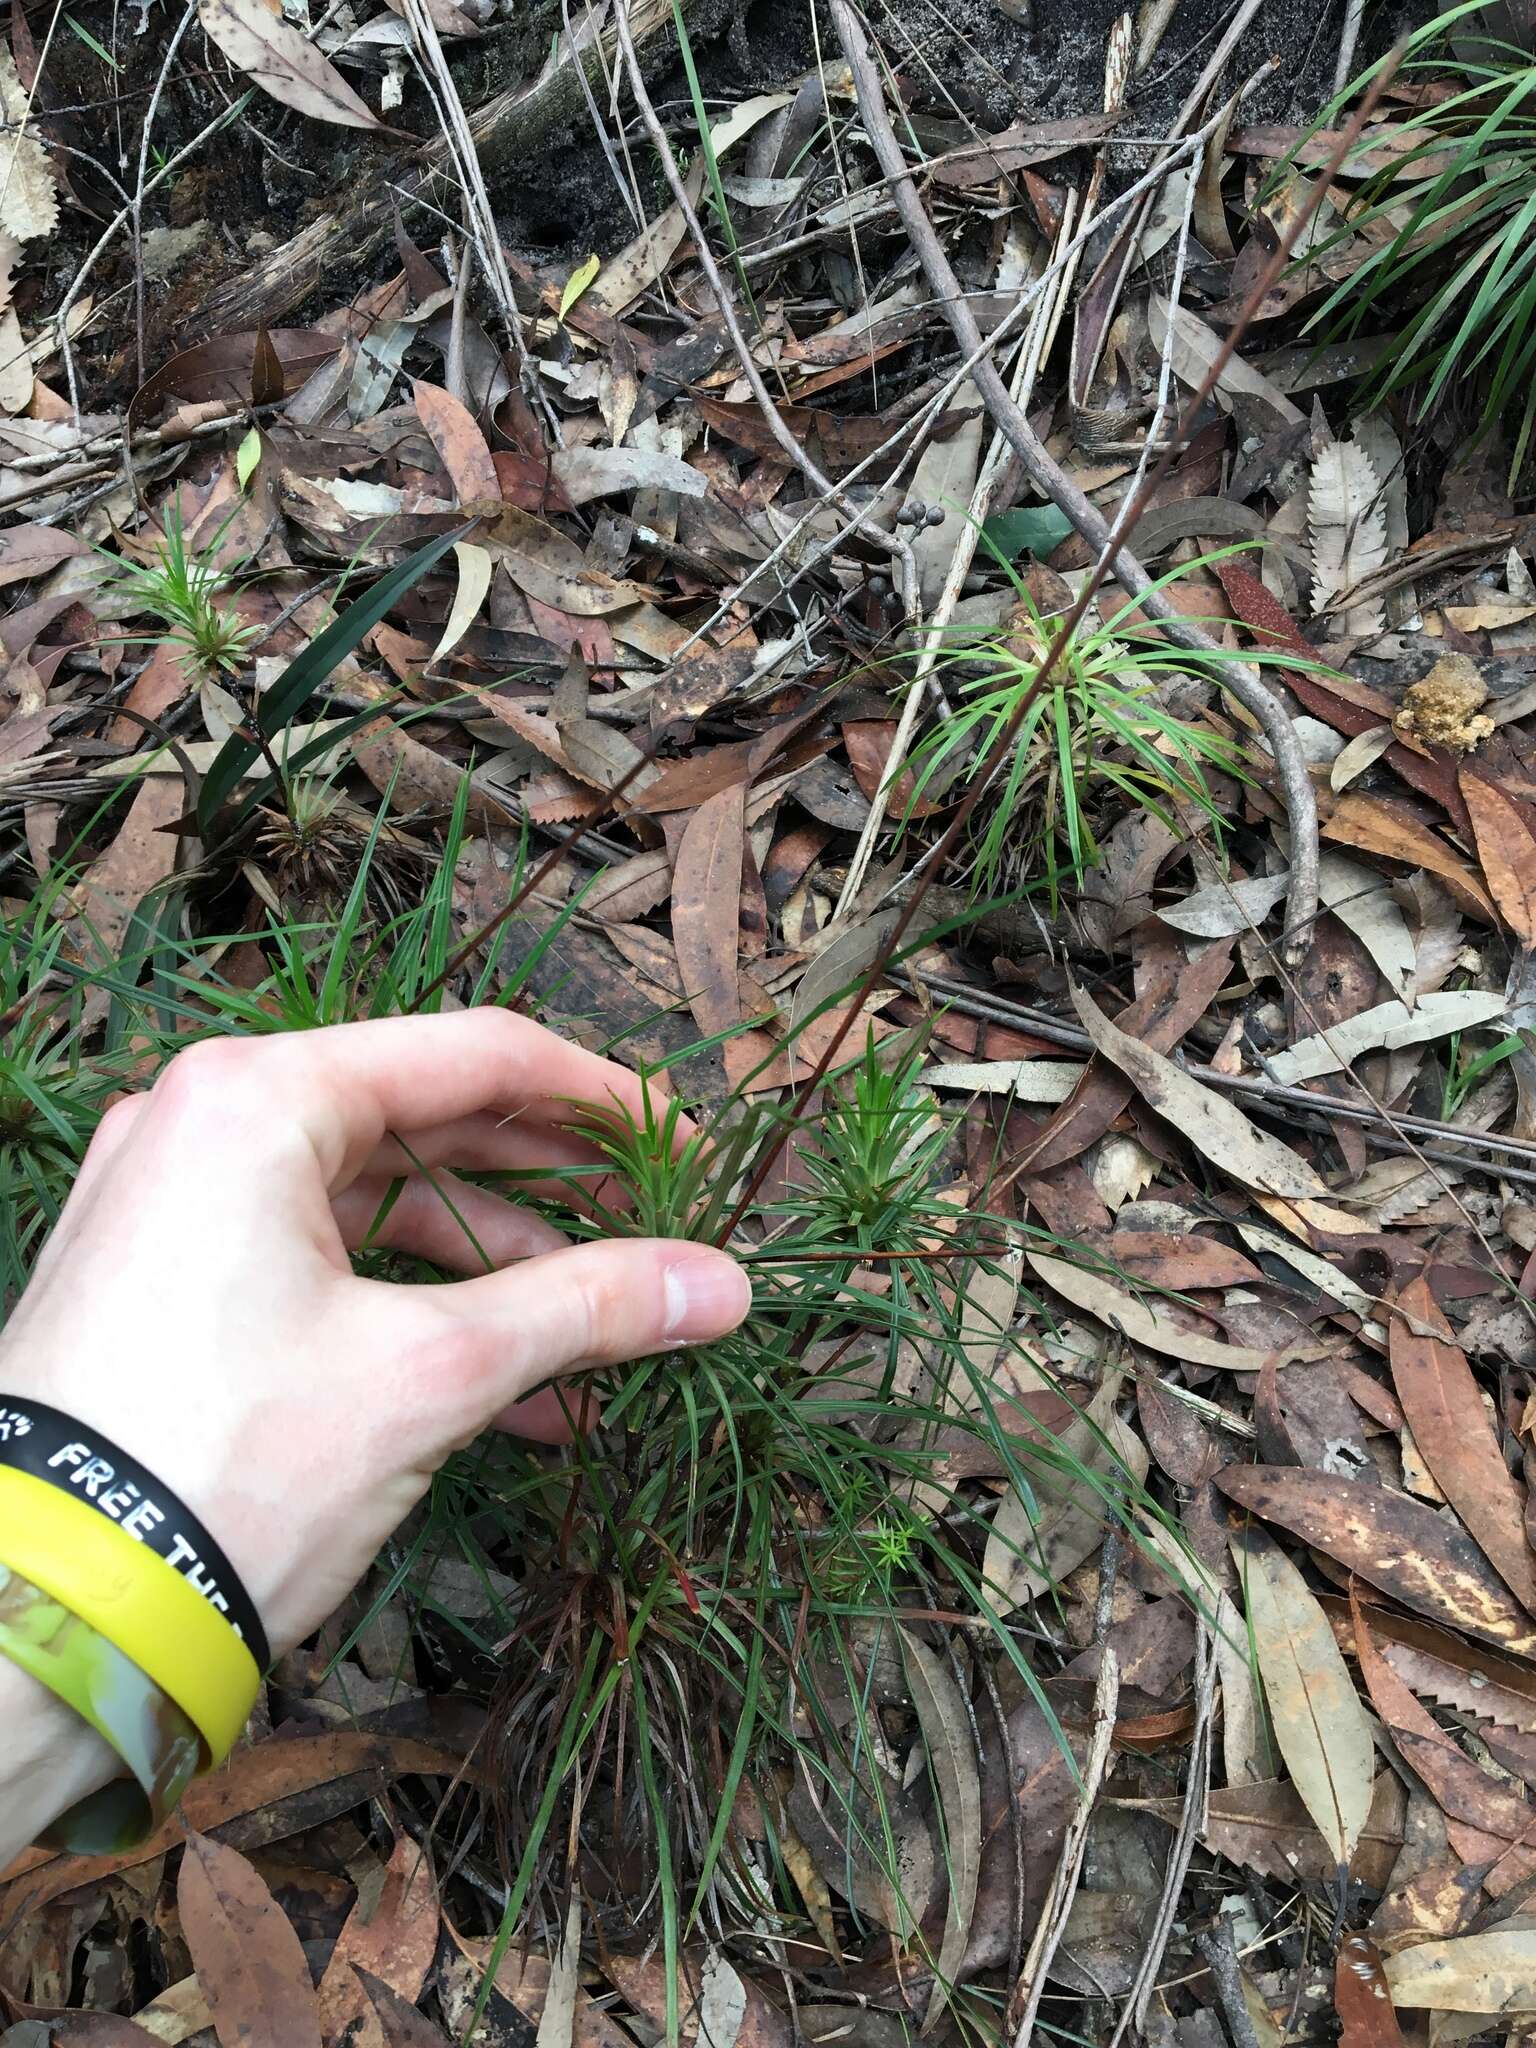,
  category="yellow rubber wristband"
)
[0,1464,259,1762]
